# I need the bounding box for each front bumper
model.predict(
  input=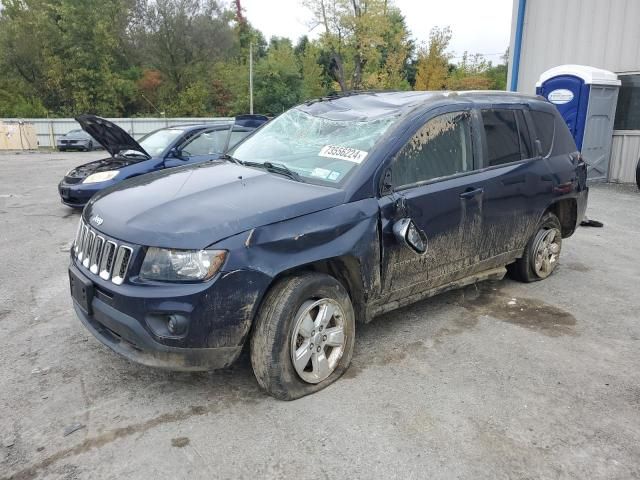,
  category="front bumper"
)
[69,259,270,371]
[58,180,101,208]
[74,300,241,371]
[57,141,89,150]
